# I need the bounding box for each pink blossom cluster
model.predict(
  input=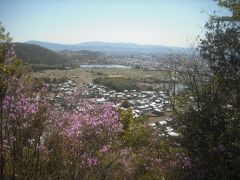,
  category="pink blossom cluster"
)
[2,76,48,122]
[6,44,16,63]
[120,148,132,168]
[86,156,98,166]
[3,95,39,120]
[169,153,191,169]
[1,75,50,162]
[99,145,111,153]
[55,102,123,139]
[50,96,123,167]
